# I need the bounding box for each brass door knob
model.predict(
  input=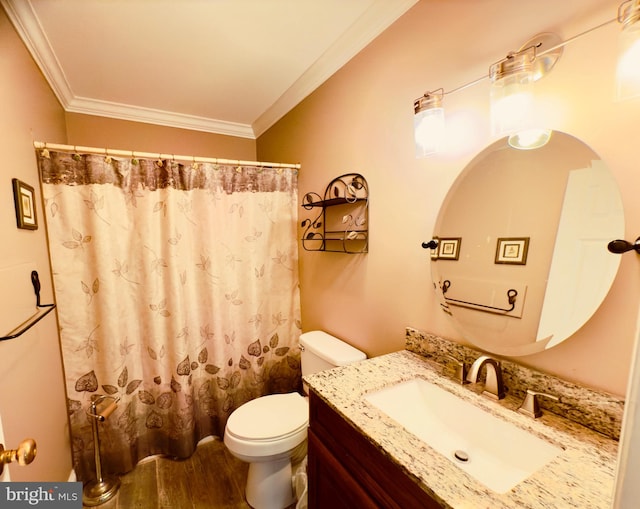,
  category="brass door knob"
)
[0,438,37,475]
